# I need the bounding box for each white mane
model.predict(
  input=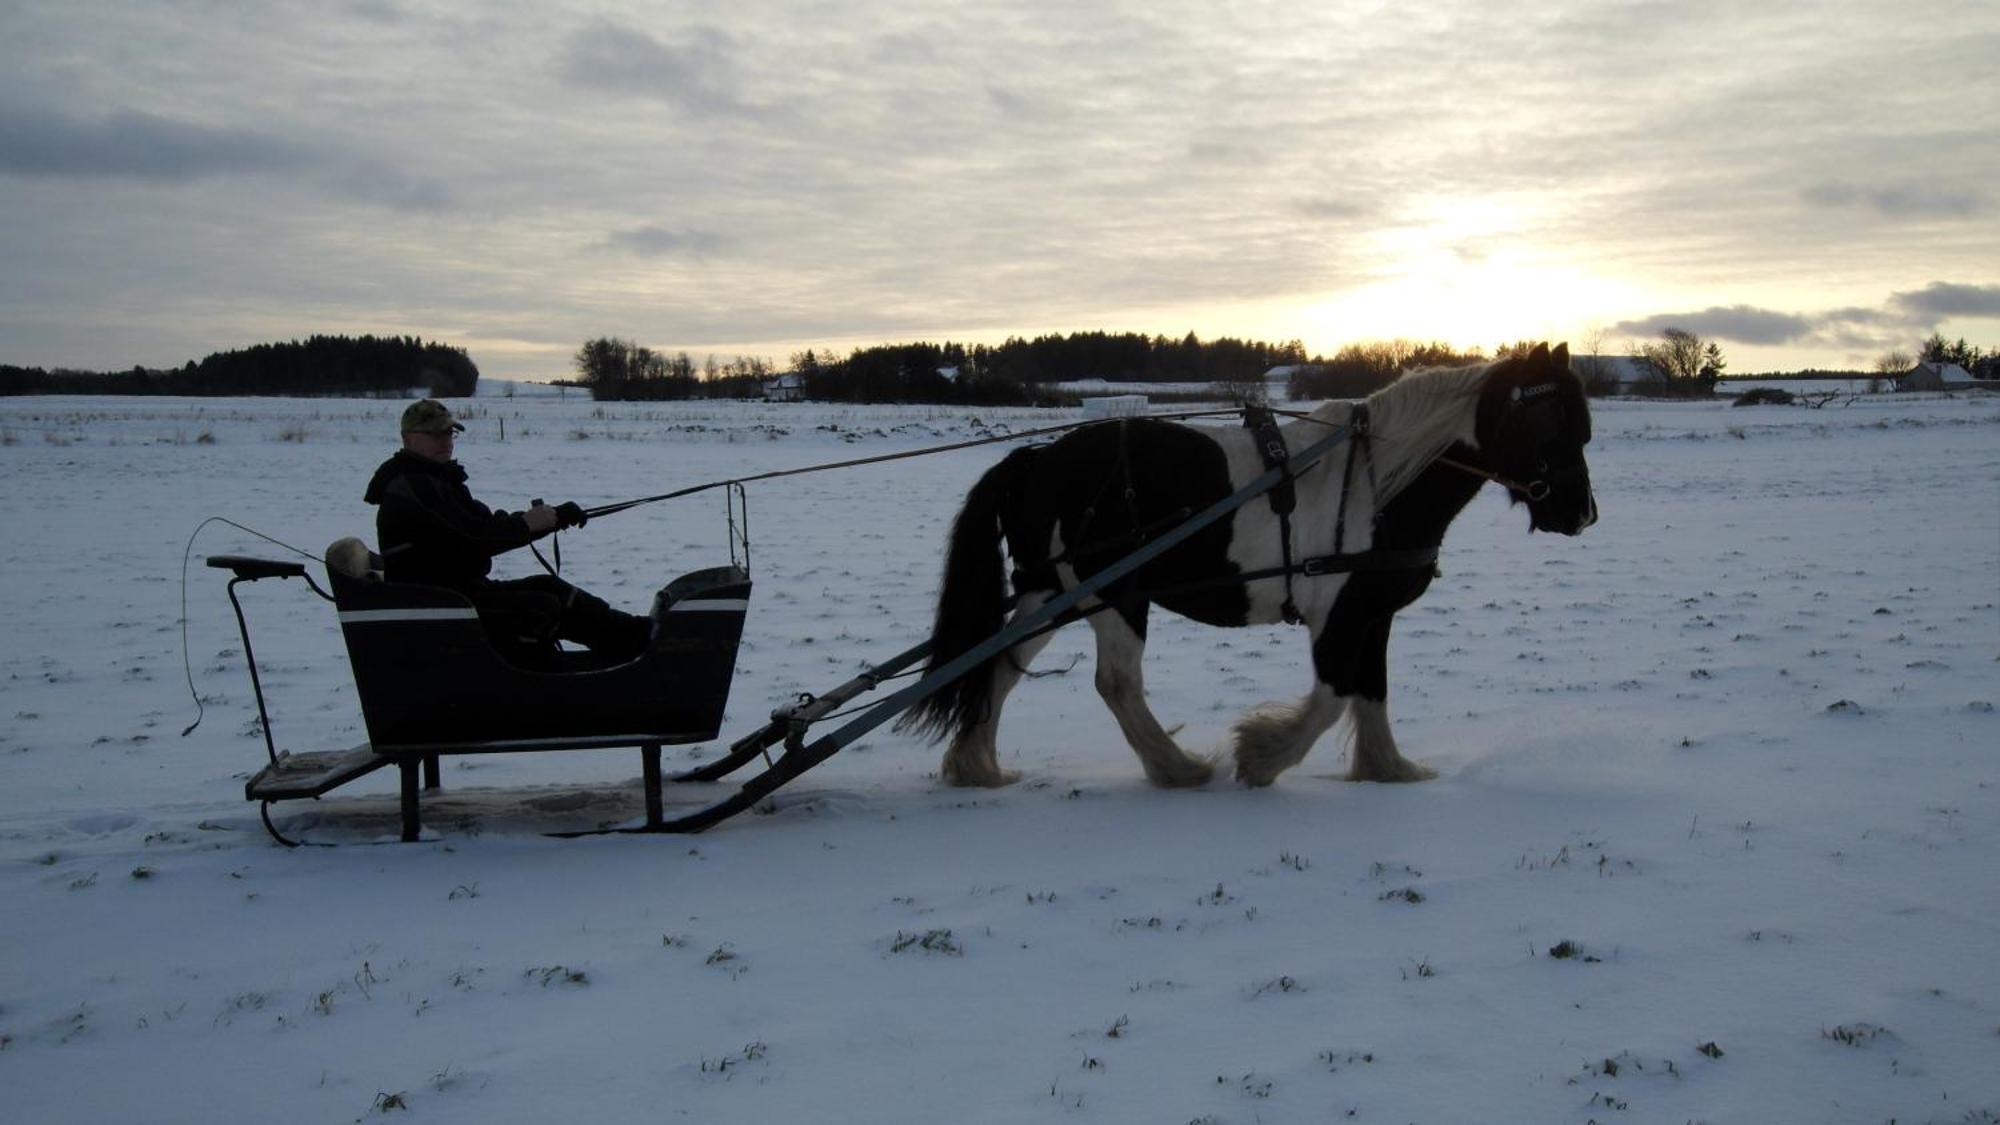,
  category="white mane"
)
[1305,360,1492,505]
